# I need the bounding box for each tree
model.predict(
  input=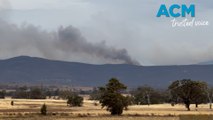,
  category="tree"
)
[131,86,152,105]
[206,86,213,109]
[40,104,47,115]
[13,86,29,99]
[89,87,103,100]
[30,87,45,99]
[193,84,208,108]
[131,86,168,105]
[59,90,73,99]
[99,78,129,115]
[67,94,83,107]
[13,86,46,99]
[168,79,208,111]
[0,90,6,99]
[45,90,52,99]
